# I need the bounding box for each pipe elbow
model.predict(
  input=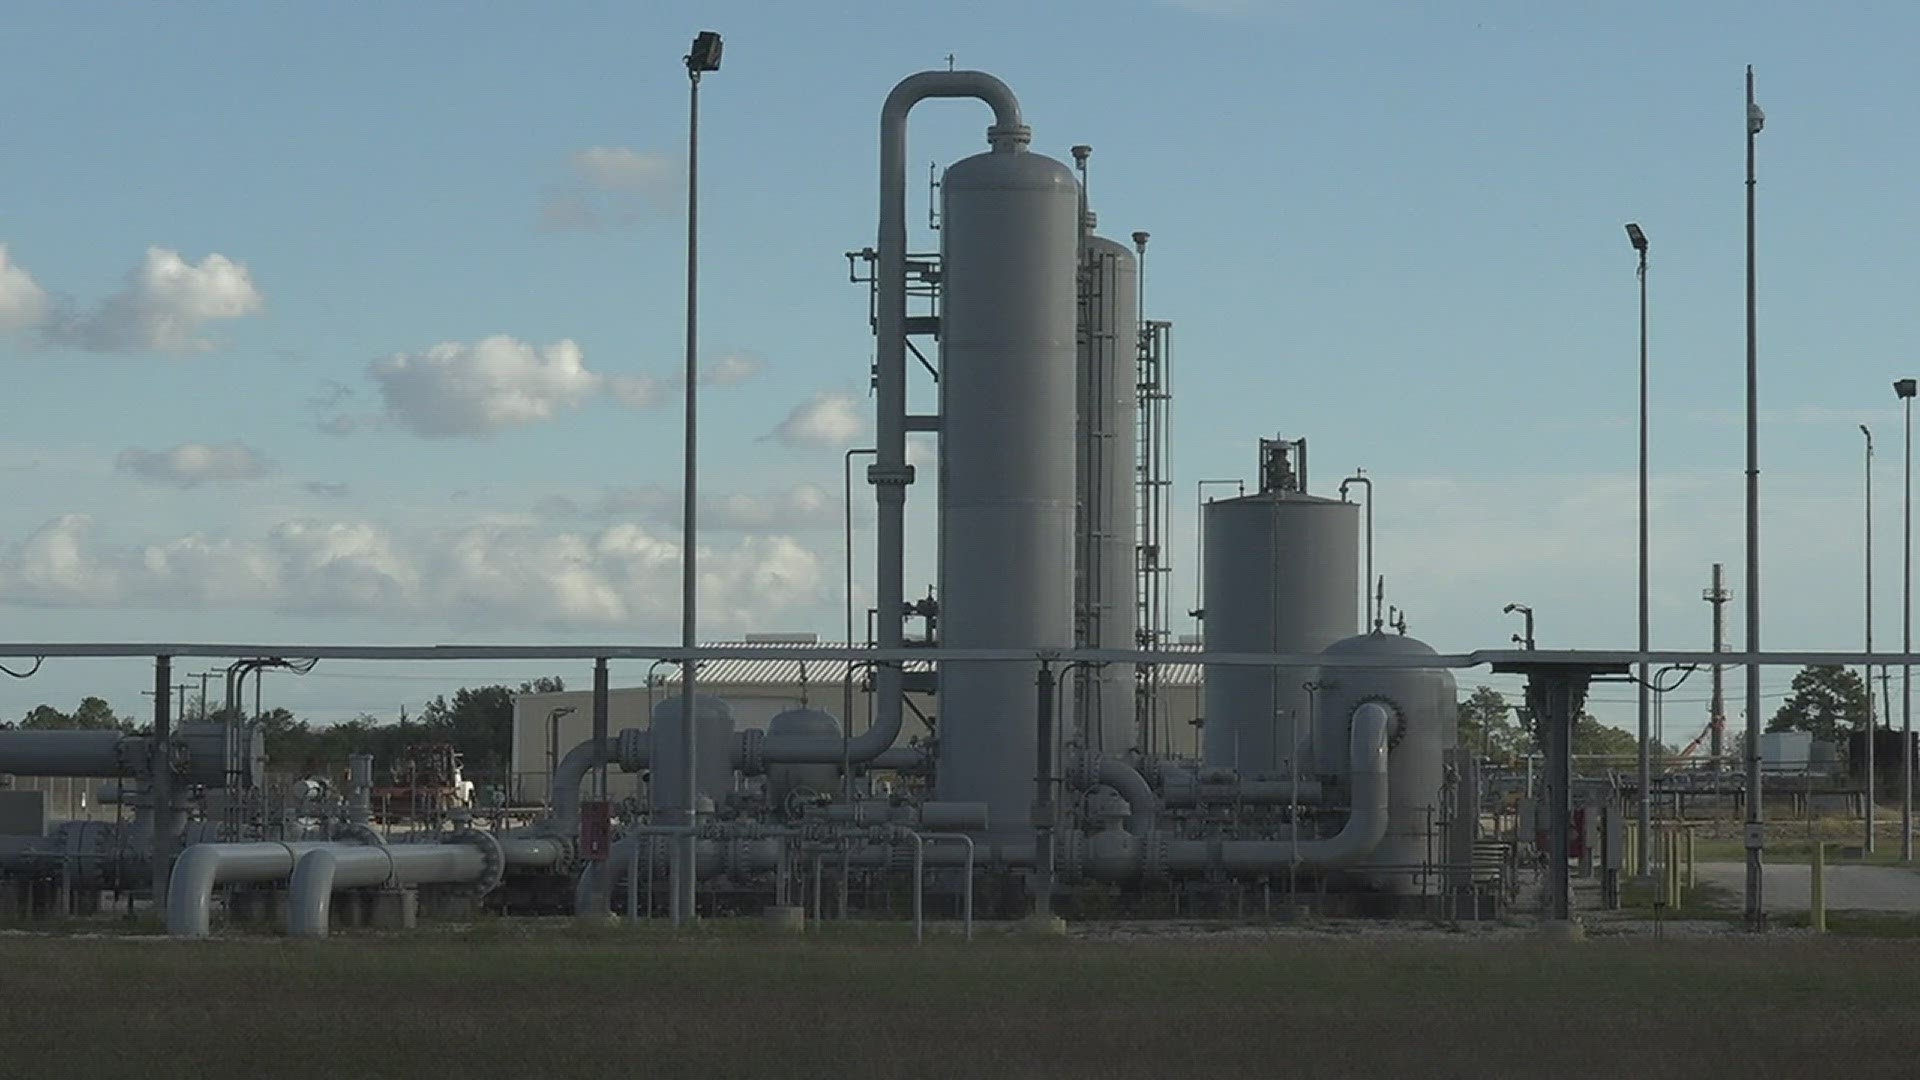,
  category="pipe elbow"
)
[287,848,341,938]
[165,843,225,938]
